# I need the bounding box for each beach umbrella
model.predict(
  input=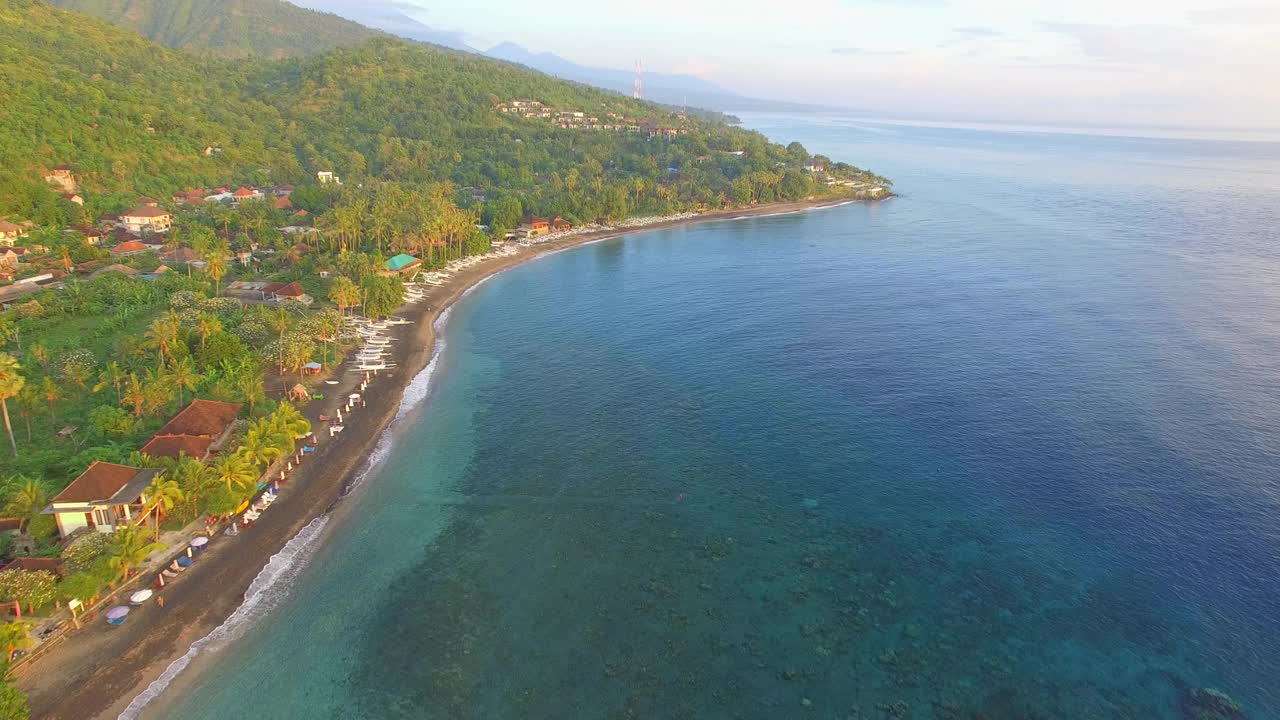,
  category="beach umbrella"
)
[129,590,153,606]
[106,606,130,626]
